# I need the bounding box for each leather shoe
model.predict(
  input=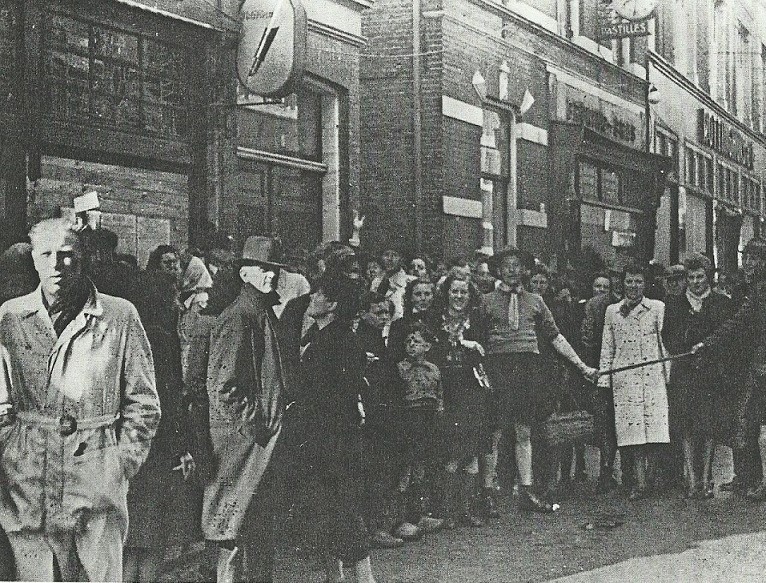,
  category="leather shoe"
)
[371,531,404,549]
[518,488,558,513]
